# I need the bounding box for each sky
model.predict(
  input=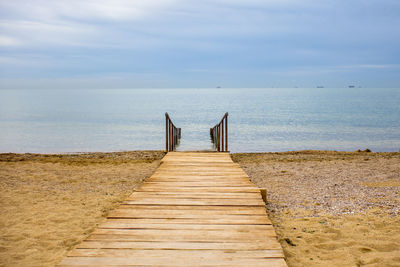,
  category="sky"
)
[0,0,400,89]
